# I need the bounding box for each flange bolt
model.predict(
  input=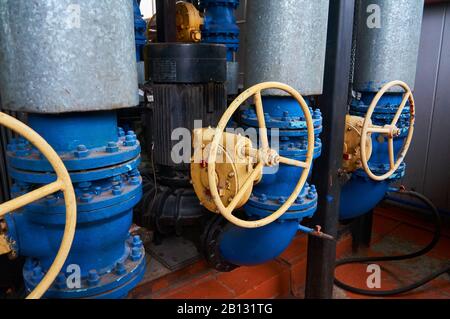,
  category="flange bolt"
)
[130,247,142,261]
[74,145,89,158]
[87,270,100,286]
[80,193,93,203]
[115,262,127,276]
[55,273,67,289]
[106,141,119,153]
[32,266,44,284]
[130,176,140,185]
[258,193,267,202]
[132,235,143,248]
[112,185,122,196]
